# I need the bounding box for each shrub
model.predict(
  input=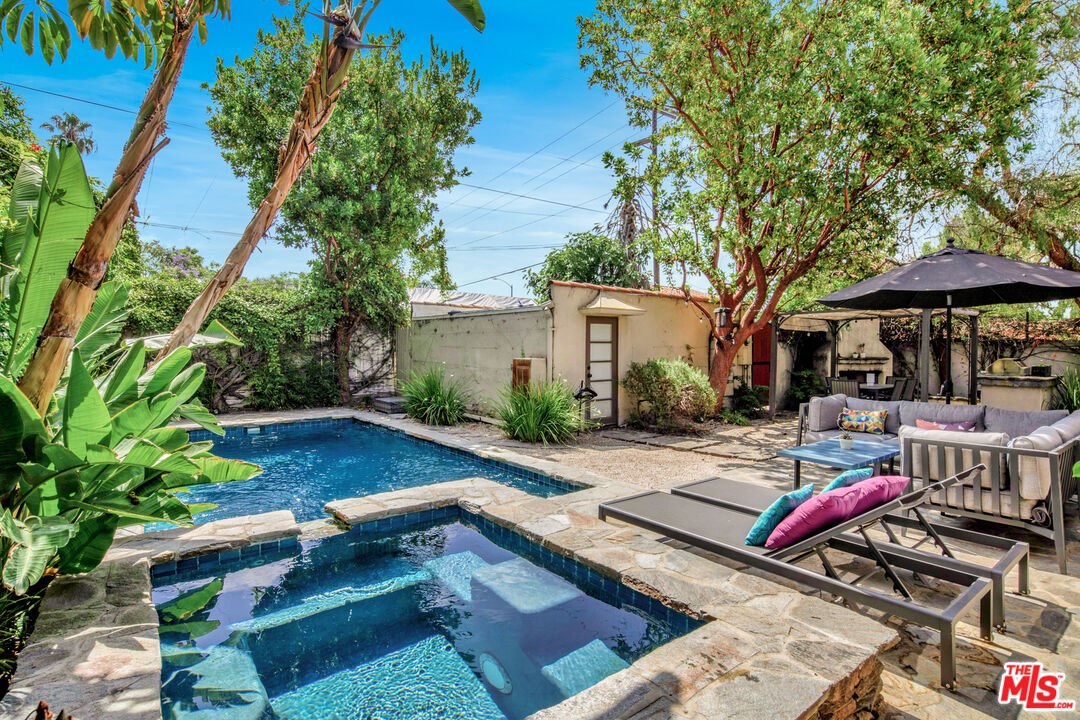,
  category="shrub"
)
[731,379,768,415]
[401,367,469,426]
[719,408,751,426]
[785,369,826,409]
[498,381,587,444]
[1056,366,1080,412]
[622,358,717,430]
